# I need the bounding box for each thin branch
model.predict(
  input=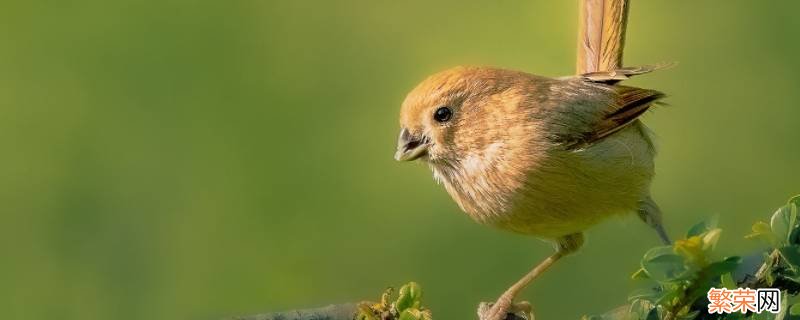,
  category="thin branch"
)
[225,303,531,320]
[225,303,359,320]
